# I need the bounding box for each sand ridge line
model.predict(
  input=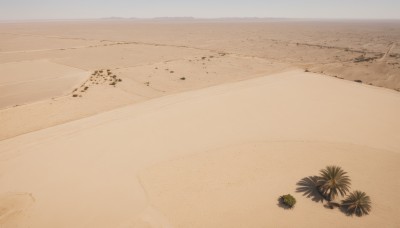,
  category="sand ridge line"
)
[0,68,399,226]
[0,43,122,54]
[0,59,89,72]
[0,72,88,87]
[0,33,286,64]
[106,57,193,71]
[379,42,396,61]
[0,46,93,54]
[1,69,398,144]
[296,40,381,55]
[249,36,385,56]
[0,69,295,142]
[0,60,92,109]
[2,69,390,145]
[0,32,106,42]
[0,70,297,146]
[134,176,174,227]
[108,38,387,62]
[48,60,92,71]
[2,32,370,70]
